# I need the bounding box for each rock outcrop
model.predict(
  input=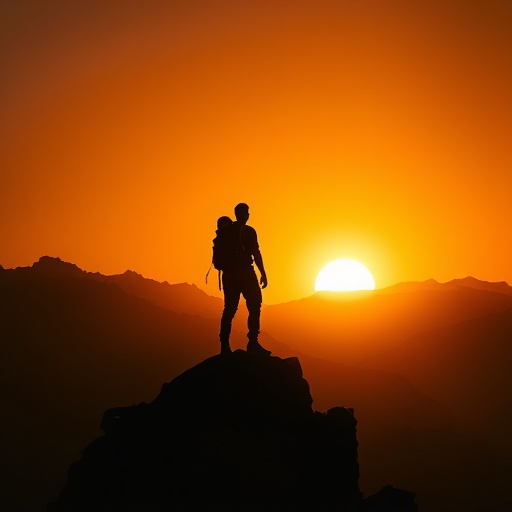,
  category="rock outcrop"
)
[49,351,360,511]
